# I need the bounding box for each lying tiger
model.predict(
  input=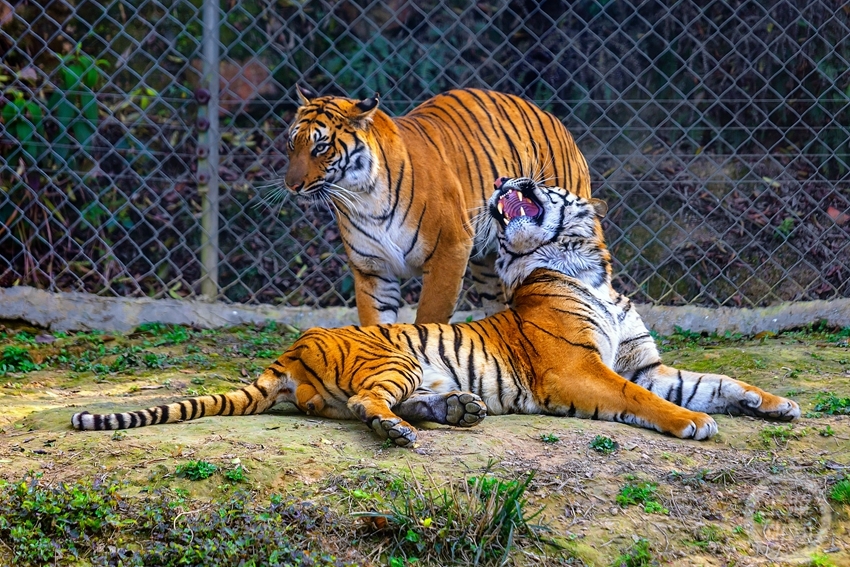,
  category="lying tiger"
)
[72,177,800,445]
